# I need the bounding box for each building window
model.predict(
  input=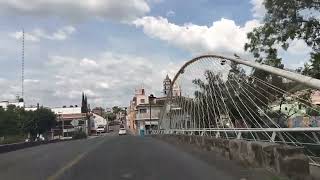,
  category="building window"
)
[298,104,302,109]
[285,107,288,111]
[140,99,145,103]
[139,109,147,113]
